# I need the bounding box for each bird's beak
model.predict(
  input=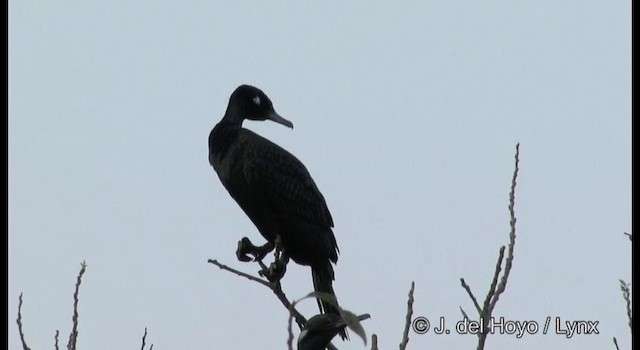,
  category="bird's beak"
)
[267,111,294,129]
[356,314,371,322]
